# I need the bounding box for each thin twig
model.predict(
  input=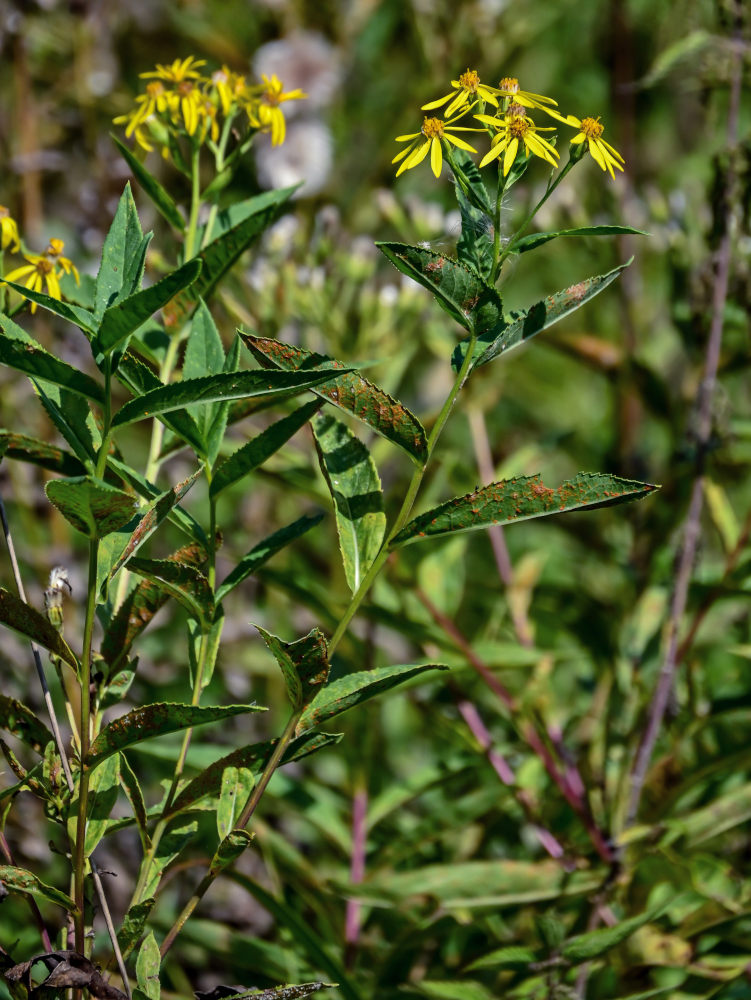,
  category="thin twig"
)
[625,13,743,827]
